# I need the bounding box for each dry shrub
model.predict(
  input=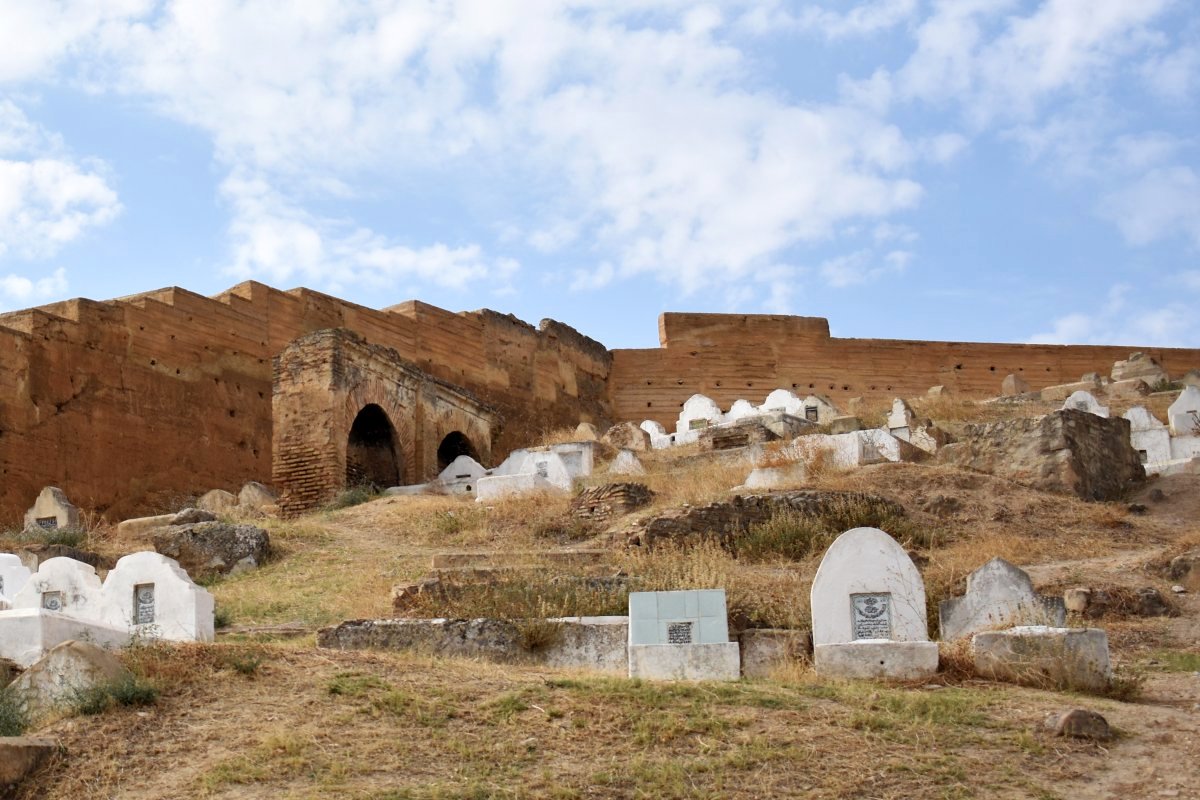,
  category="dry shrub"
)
[534,427,587,447]
[755,440,798,470]
[936,639,976,683]
[620,540,809,629]
[736,496,933,564]
[638,457,749,507]
[403,569,628,622]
